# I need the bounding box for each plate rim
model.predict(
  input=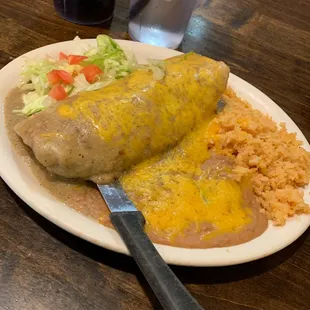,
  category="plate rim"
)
[0,38,309,267]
